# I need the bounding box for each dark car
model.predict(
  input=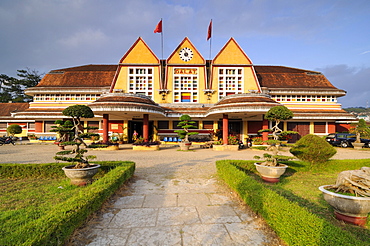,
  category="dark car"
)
[325,133,370,148]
